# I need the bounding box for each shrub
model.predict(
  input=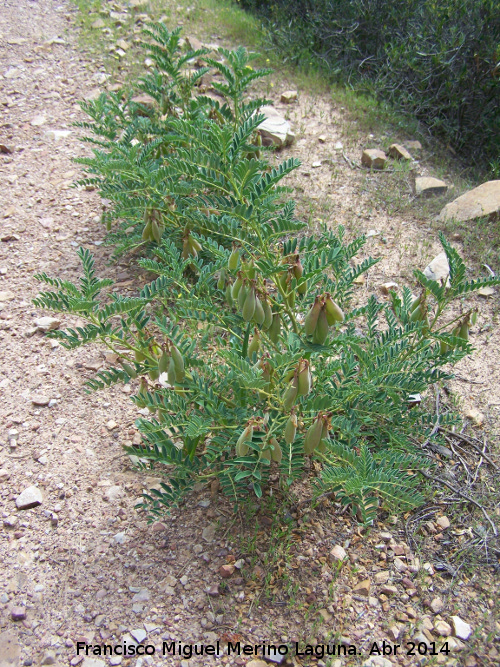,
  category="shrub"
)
[33,25,500,524]
[237,0,500,173]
